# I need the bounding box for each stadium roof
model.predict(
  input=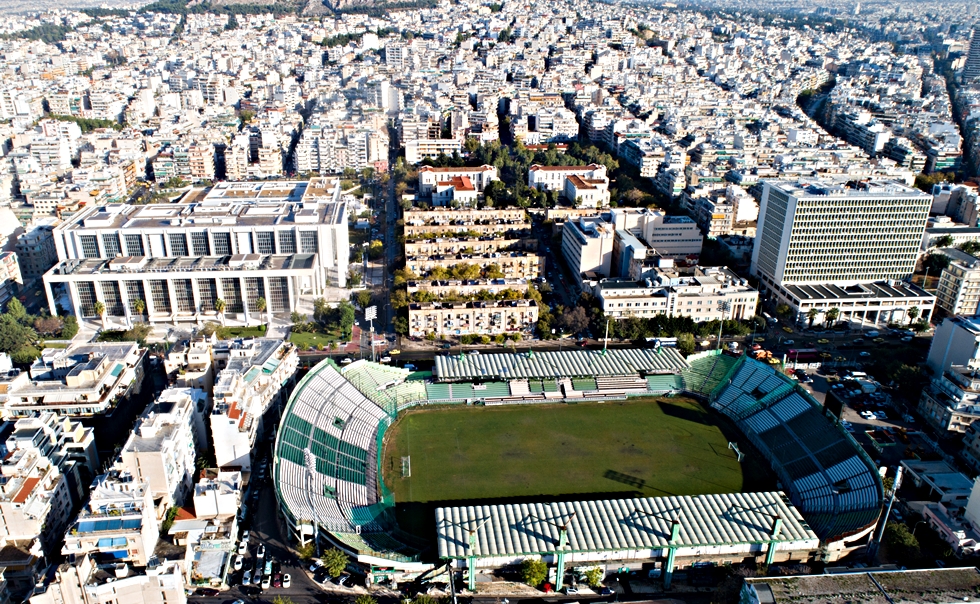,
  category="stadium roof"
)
[433,348,689,382]
[436,492,819,559]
